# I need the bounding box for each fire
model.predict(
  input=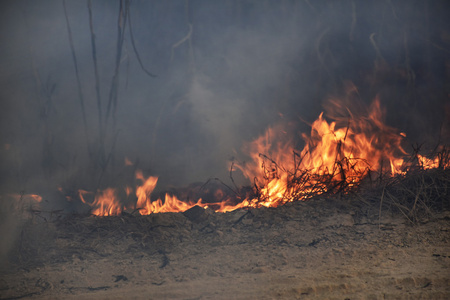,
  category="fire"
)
[91,188,123,216]
[124,157,133,166]
[78,170,245,216]
[235,98,447,208]
[23,194,42,203]
[6,97,445,217]
[72,98,448,216]
[3,193,42,217]
[417,154,446,170]
[135,171,158,215]
[79,188,123,216]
